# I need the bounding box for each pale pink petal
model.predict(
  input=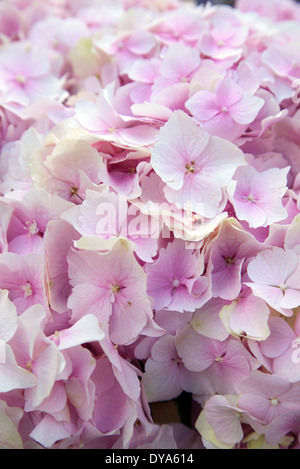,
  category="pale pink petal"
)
[29,414,72,448]
[259,317,295,358]
[142,358,182,403]
[186,90,221,121]
[230,94,264,125]
[216,78,244,108]
[204,395,244,446]
[175,325,217,372]
[0,290,17,344]
[247,247,298,286]
[0,344,37,393]
[26,342,64,407]
[265,411,300,446]
[151,110,210,191]
[50,314,105,350]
